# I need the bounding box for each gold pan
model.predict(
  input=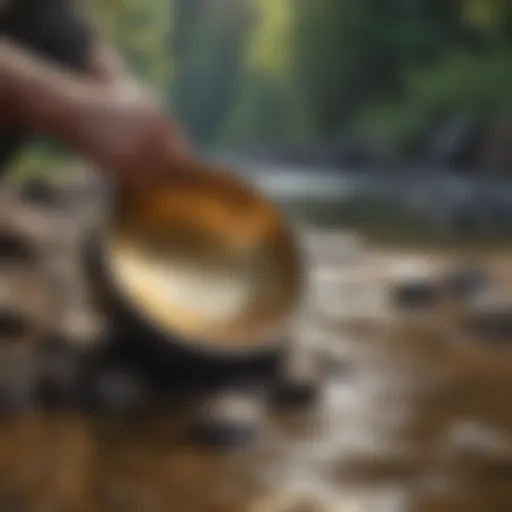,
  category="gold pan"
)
[101,161,304,357]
